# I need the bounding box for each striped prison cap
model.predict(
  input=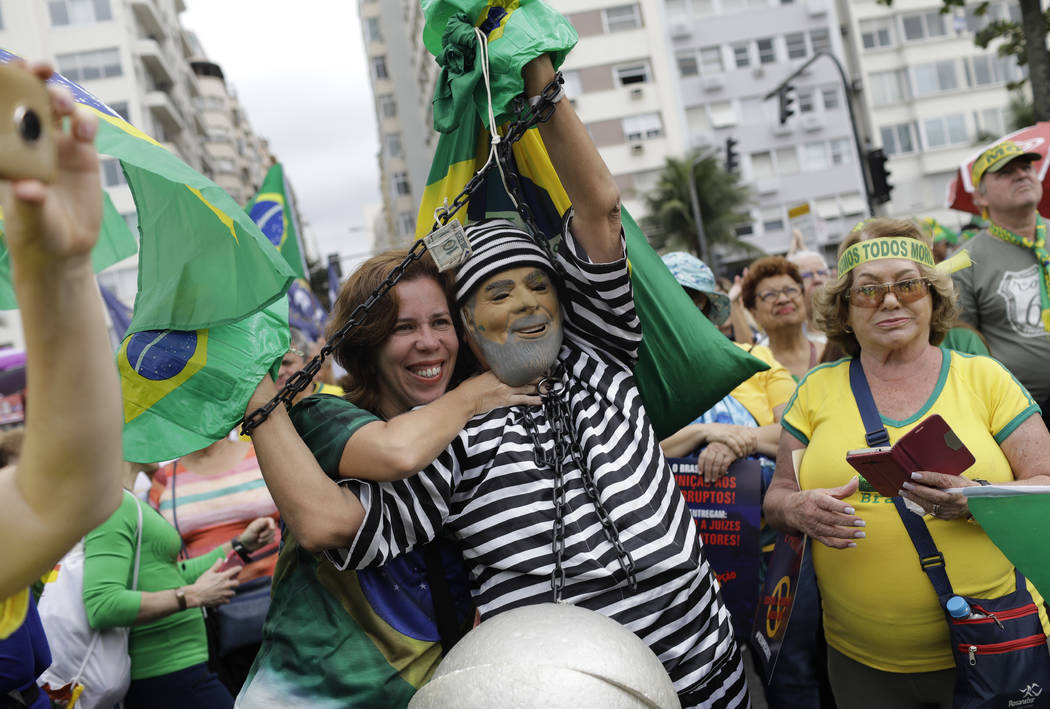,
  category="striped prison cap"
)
[454,219,556,308]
